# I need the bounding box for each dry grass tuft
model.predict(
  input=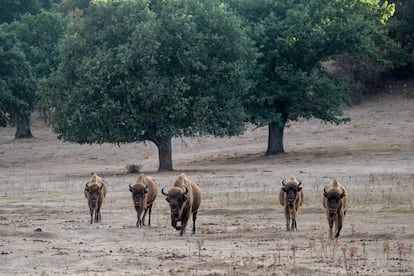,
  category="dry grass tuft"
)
[125,164,141,173]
